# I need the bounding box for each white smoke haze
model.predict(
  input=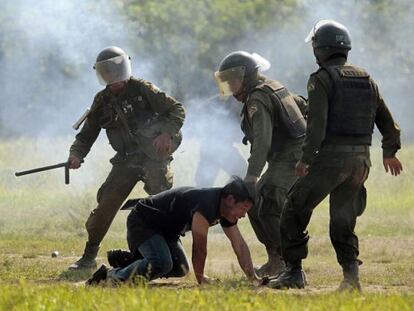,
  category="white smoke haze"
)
[1,0,413,190]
